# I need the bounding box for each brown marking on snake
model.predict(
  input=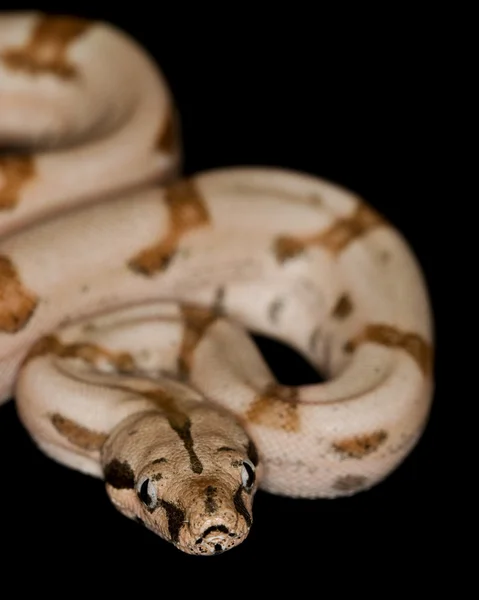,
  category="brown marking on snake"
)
[177,304,220,377]
[44,372,198,473]
[274,203,384,262]
[0,155,36,210]
[316,204,385,253]
[168,415,203,474]
[158,499,186,543]
[156,110,179,154]
[128,178,210,276]
[104,458,135,489]
[204,485,218,515]
[24,333,136,372]
[0,255,38,333]
[274,236,307,263]
[43,367,203,474]
[346,324,433,375]
[23,334,63,360]
[50,413,108,451]
[332,474,368,492]
[142,389,203,474]
[332,430,388,459]
[245,383,300,433]
[332,293,354,319]
[1,15,91,79]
